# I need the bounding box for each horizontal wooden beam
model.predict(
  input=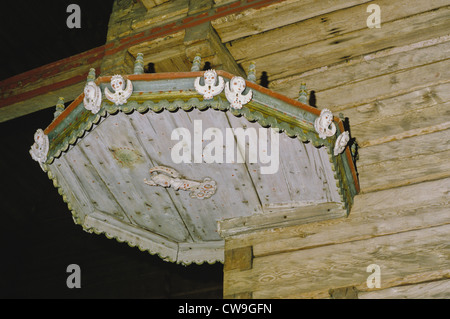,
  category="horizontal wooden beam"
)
[0,0,284,122]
